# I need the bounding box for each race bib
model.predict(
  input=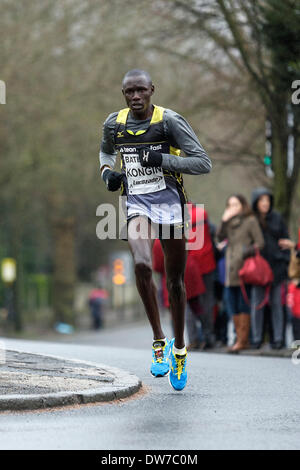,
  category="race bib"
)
[123,152,166,195]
